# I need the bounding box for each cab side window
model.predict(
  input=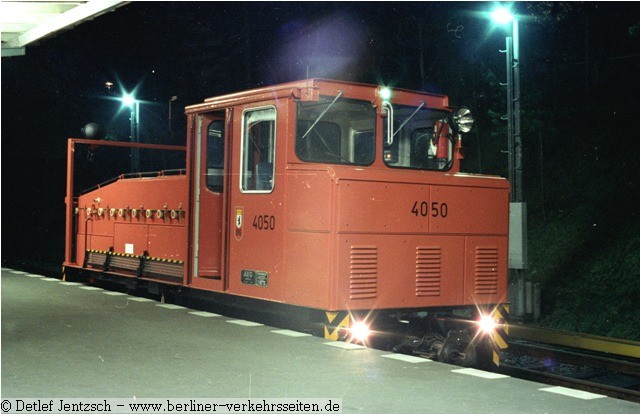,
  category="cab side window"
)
[206,121,225,192]
[241,107,276,192]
